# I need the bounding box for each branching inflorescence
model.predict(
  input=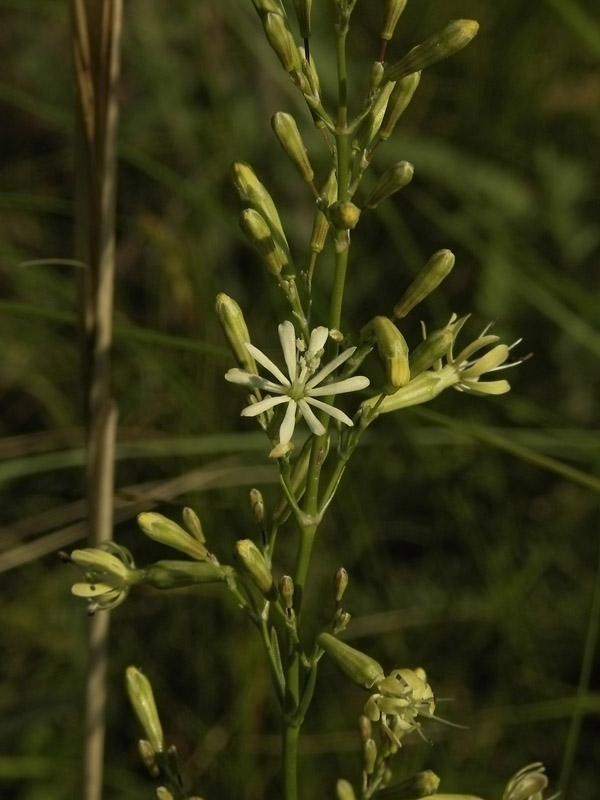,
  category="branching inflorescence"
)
[67,2,550,800]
